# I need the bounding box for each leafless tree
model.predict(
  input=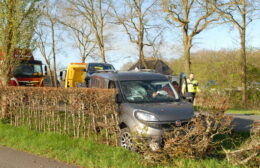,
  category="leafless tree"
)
[37,0,61,87]
[57,10,97,63]
[162,0,219,73]
[214,0,260,105]
[112,0,162,69]
[67,0,112,63]
[35,26,54,86]
[71,25,97,63]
